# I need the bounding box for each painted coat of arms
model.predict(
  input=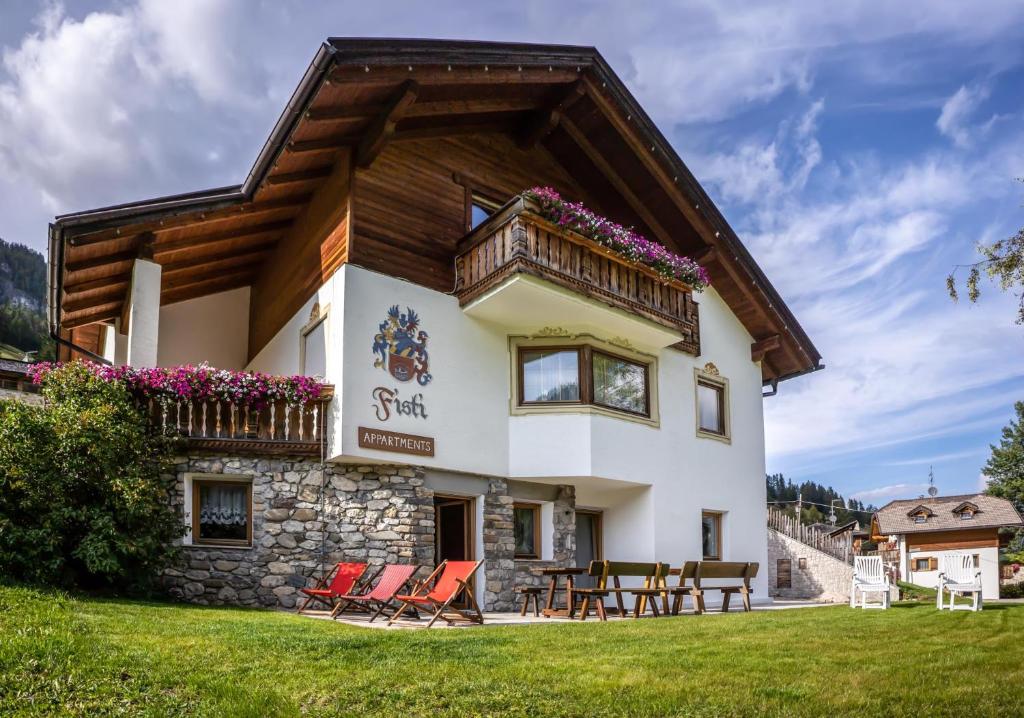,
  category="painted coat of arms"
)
[372,305,432,385]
